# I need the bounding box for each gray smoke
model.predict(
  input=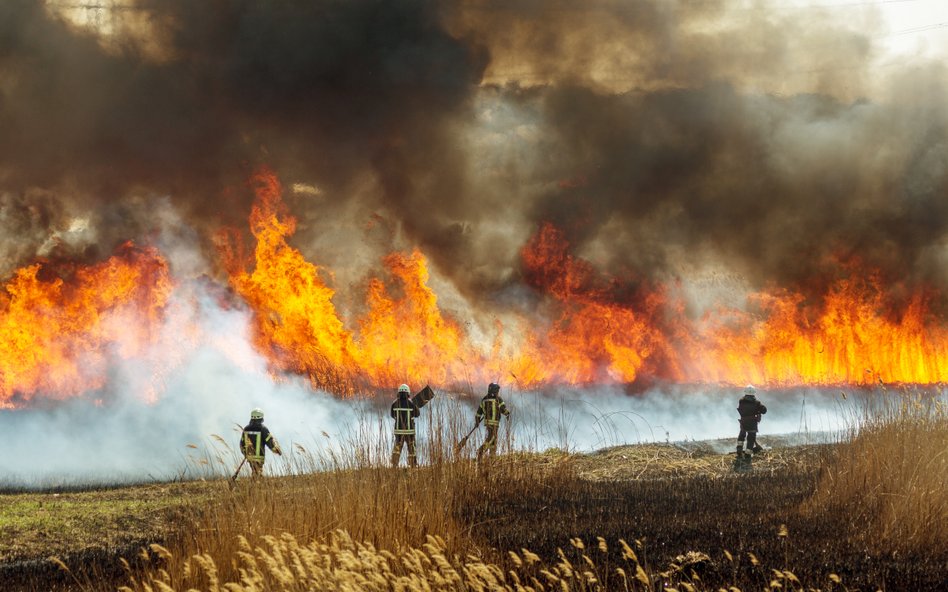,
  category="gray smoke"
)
[426,0,948,305]
[0,1,944,300]
[0,344,863,487]
[0,0,488,273]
